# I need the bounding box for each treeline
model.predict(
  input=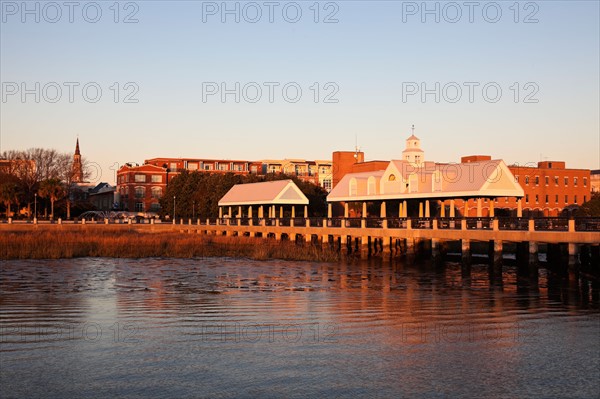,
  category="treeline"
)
[0,148,90,219]
[159,171,329,219]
